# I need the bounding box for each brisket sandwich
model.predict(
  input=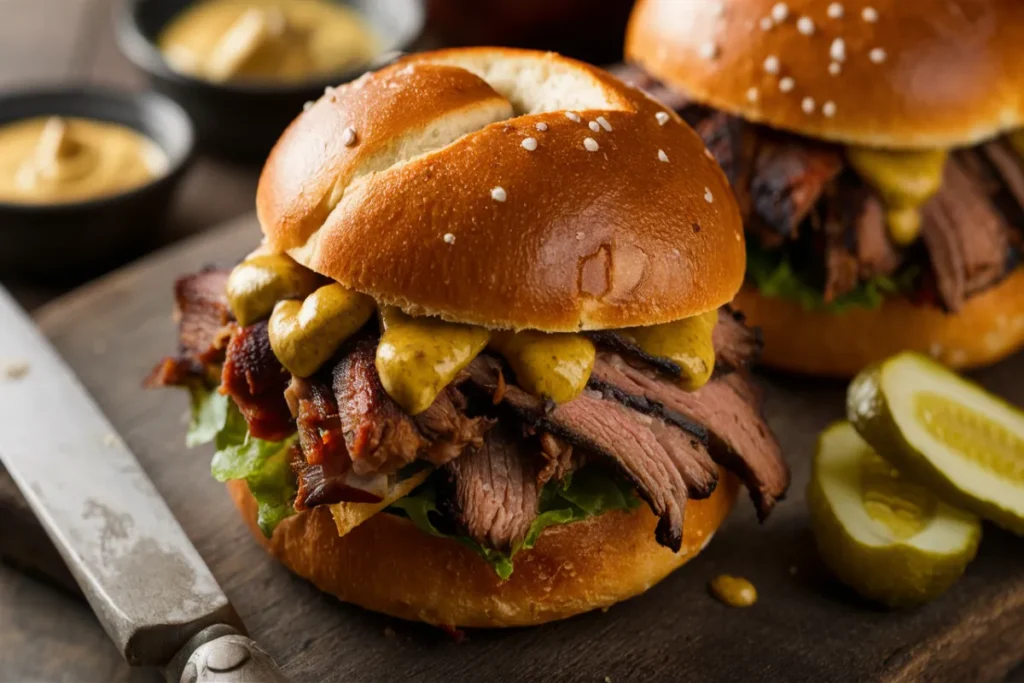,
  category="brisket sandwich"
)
[624,0,1024,375]
[148,47,789,627]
